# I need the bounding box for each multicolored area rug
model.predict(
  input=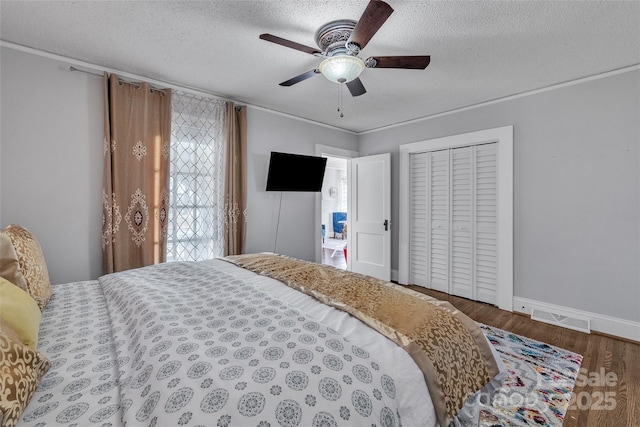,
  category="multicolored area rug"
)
[479,324,583,427]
